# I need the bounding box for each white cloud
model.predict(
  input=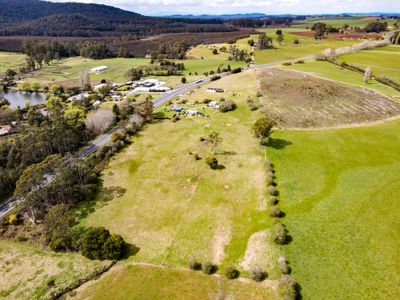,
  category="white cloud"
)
[50,0,400,15]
